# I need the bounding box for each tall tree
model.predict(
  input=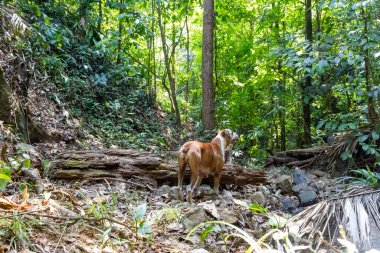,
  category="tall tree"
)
[302,0,313,146]
[201,0,215,130]
[157,2,181,128]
